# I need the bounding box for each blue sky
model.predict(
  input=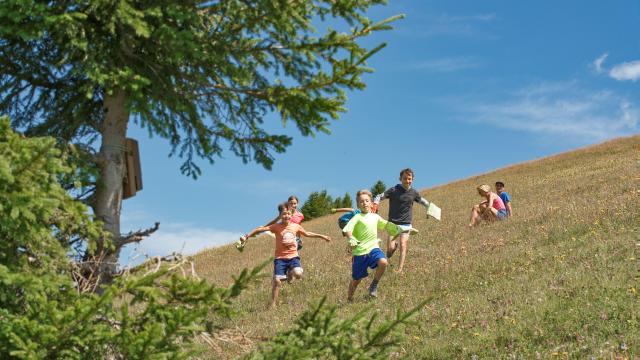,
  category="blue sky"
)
[119,0,639,267]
